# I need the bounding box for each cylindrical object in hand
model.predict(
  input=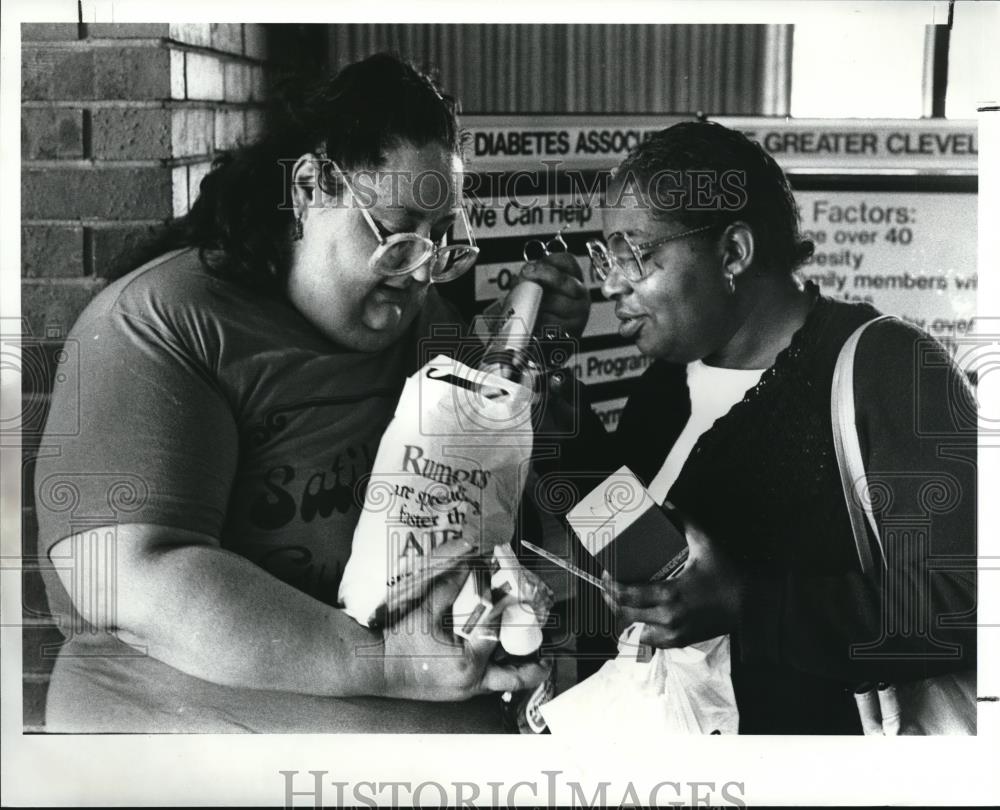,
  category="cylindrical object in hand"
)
[877,684,901,735]
[491,281,542,349]
[499,602,543,656]
[853,685,884,735]
[480,281,543,385]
